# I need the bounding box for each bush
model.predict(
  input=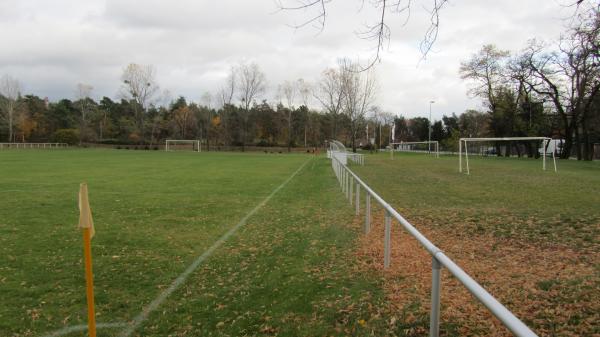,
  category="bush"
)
[98,139,120,145]
[128,133,141,143]
[256,139,270,147]
[362,143,375,151]
[52,129,79,145]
